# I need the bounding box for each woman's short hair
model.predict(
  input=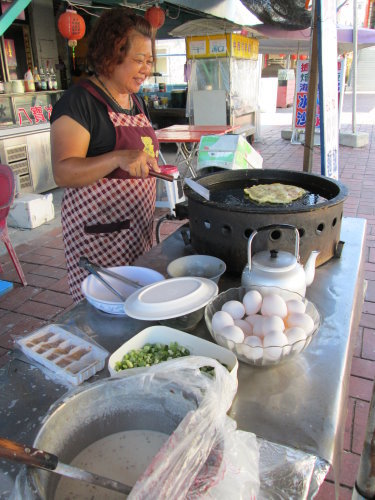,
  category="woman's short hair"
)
[87,7,154,77]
